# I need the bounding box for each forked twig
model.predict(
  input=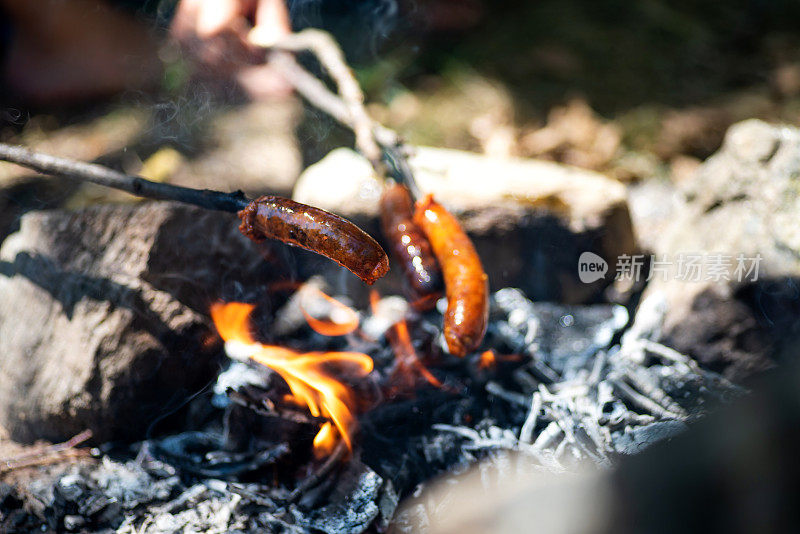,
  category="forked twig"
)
[256,29,415,186]
[268,30,382,168]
